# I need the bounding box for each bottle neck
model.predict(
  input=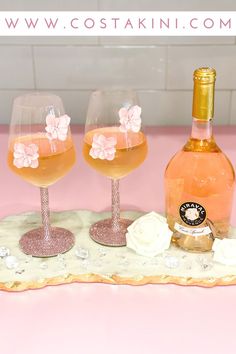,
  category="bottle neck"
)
[191,118,213,140]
